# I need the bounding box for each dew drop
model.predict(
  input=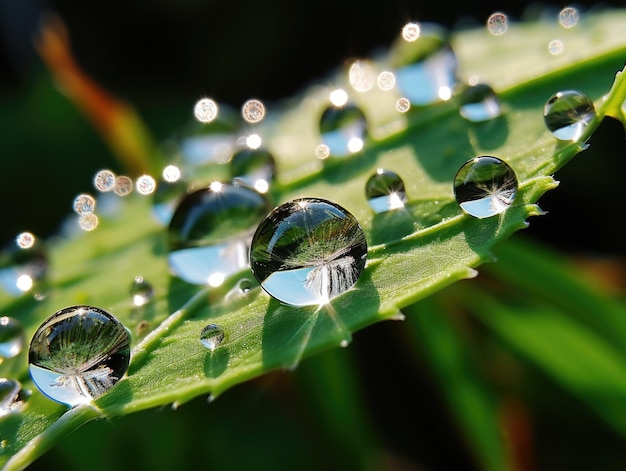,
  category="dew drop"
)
[130,275,154,307]
[0,378,23,416]
[377,71,396,91]
[78,213,99,232]
[0,238,48,296]
[348,59,376,93]
[28,305,131,407]
[315,144,331,160]
[454,156,518,218]
[162,164,182,183]
[151,178,189,226]
[136,175,157,195]
[114,176,133,196]
[168,182,271,286]
[459,83,501,122]
[15,232,35,249]
[94,169,116,192]
[389,22,458,106]
[402,22,421,42]
[395,97,411,113]
[230,147,276,194]
[548,39,564,55]
[559,6,579,28]
[319,101,367,158]
[0,316,24,358]
[242,99,266,124]
[365,169,408,213]
[200,324,225,351]
[250,198,368,307]
[73,194,96,215]
[194,98,219,123]
[487,12,508,35]
[543,90,596,141]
